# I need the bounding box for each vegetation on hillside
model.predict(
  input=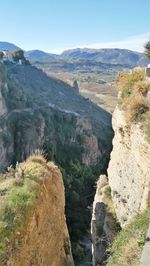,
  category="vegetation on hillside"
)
[0,154,52,261]
[116,68,145,98]
[107,209,150,266]
[38,109,102,263]
[116,68,150,140]
[0,63,113,264]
